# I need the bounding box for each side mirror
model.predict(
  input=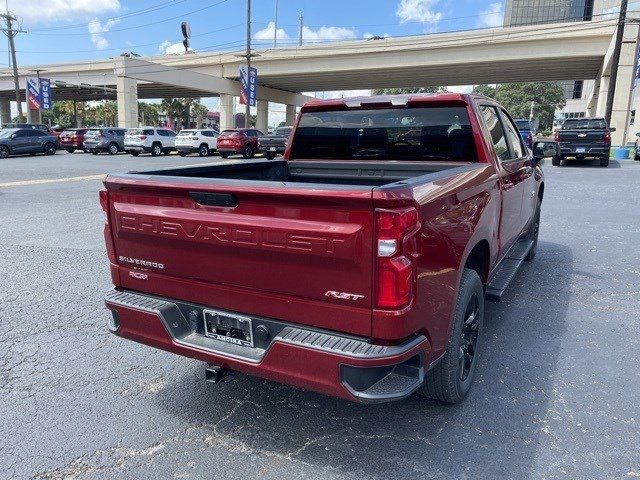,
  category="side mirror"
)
[636,132,640,137]
[10,133,16,139]
[609,127,617,132]
[532,140,559,165]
